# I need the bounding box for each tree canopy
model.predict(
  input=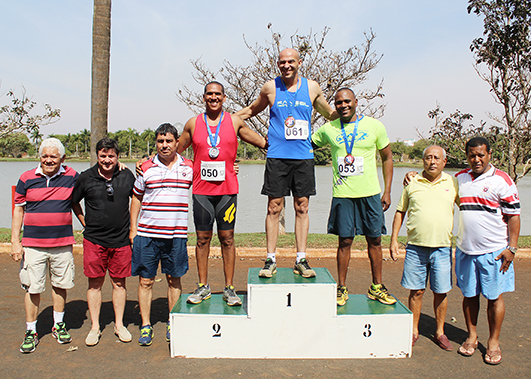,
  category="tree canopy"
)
[0,88,60,139]
[177,25,385,138]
